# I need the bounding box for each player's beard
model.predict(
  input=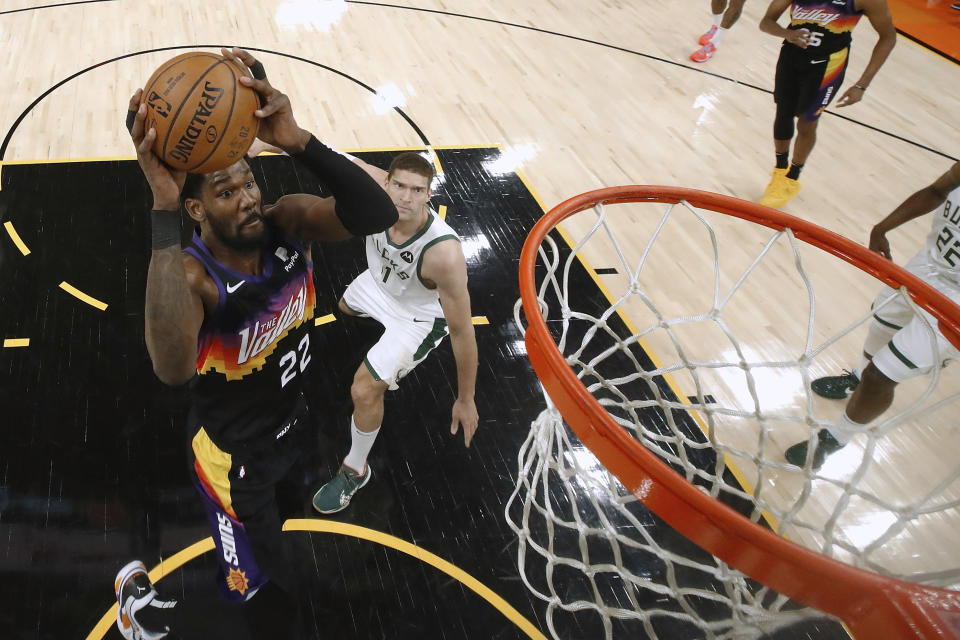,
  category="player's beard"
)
[211,208,268,252]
